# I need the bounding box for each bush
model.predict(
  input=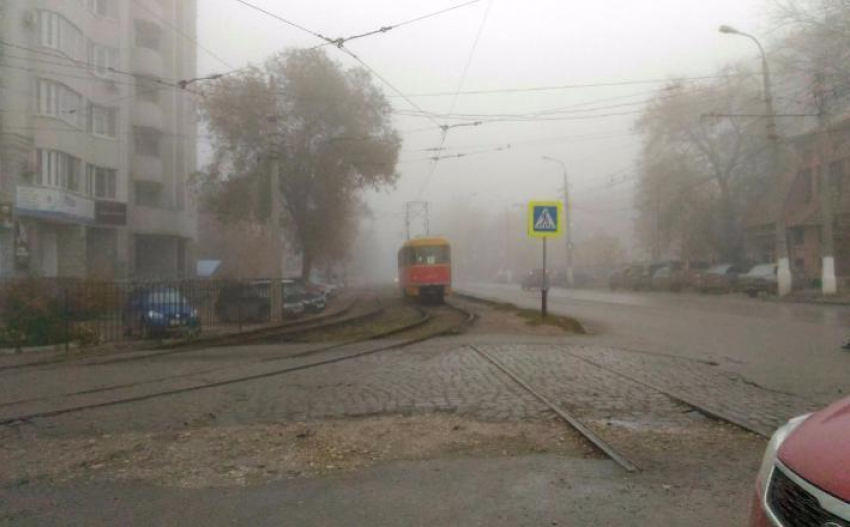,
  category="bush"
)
[0,280,66,347]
